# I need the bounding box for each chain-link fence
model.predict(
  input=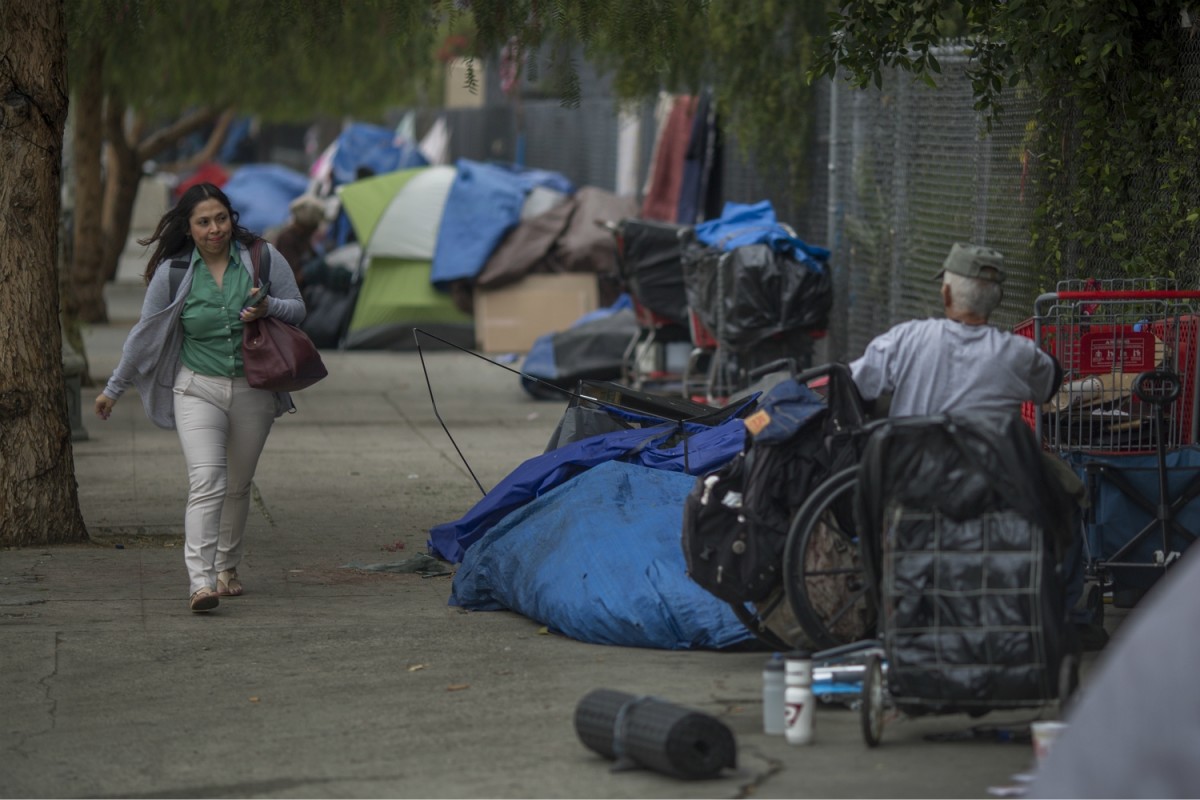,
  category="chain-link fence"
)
[419,37,1200,363]
[820,47,1042,360]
